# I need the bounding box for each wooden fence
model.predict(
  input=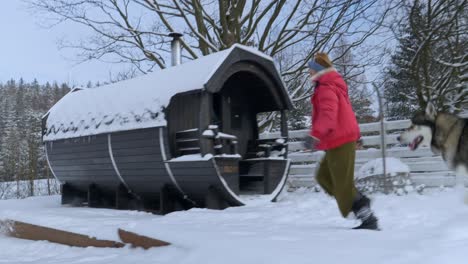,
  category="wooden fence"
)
[261,119,456,189]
